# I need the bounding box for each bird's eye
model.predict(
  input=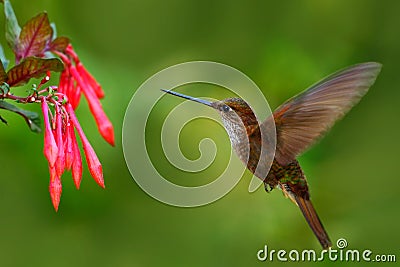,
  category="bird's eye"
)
[221,105,230,112]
